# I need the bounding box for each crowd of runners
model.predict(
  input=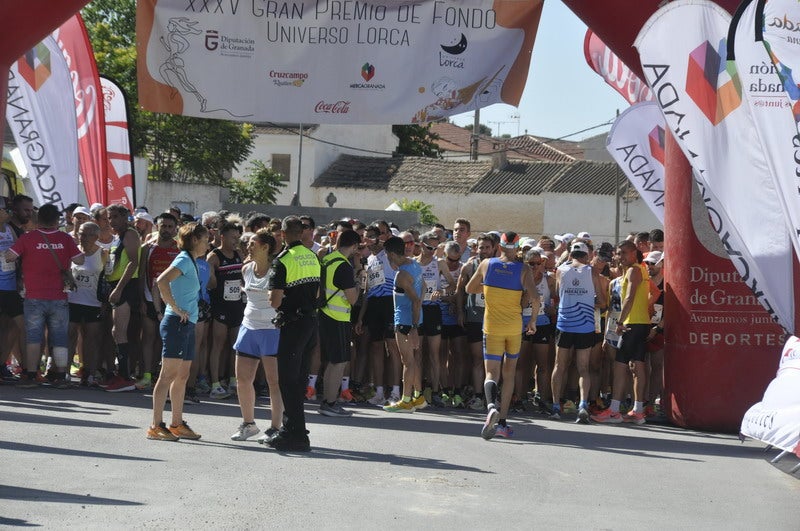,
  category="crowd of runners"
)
[0,194,666,450]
